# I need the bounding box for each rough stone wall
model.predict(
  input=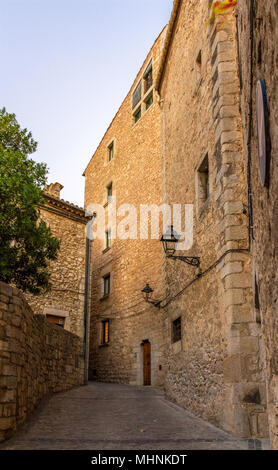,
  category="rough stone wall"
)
[26,197,88,339]
[159,0,268,437]
[0,281,84,442]
[84,30,167,386]
[237,0,278,449]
